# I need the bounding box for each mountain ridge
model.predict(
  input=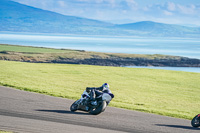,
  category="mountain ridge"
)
[116,21,200,37]
[1,0,200,37]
